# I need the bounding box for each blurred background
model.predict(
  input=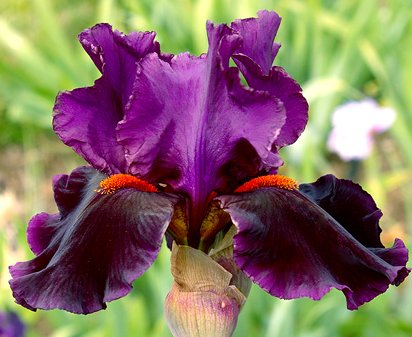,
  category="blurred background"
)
[1,0,411,336]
